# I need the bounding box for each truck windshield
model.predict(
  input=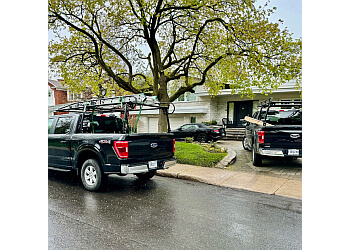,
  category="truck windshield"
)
[261,110,302,125]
